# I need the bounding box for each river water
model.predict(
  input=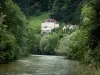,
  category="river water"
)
[0,55,79,75]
